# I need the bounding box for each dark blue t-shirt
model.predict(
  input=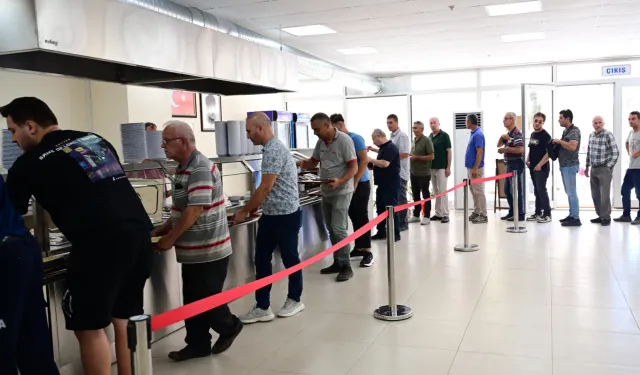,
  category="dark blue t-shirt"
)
[373,141,400,190]
[0,175,27,239]
[348,132,370,183]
